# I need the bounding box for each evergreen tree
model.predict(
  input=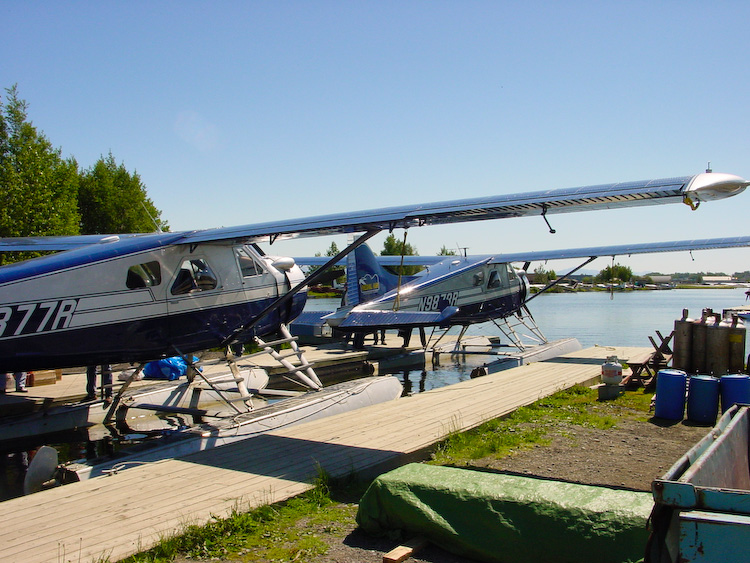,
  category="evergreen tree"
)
[381,233,418,257]
[437,245,457,256]
[0,85,80,263]
[381,233,421,275]
[78,152,167,234]
[309,241,344,283]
